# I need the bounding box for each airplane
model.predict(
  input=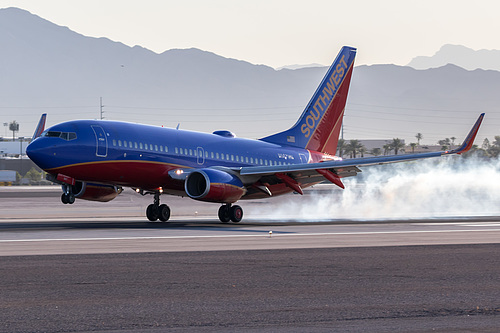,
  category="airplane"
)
[26,46,485,223]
